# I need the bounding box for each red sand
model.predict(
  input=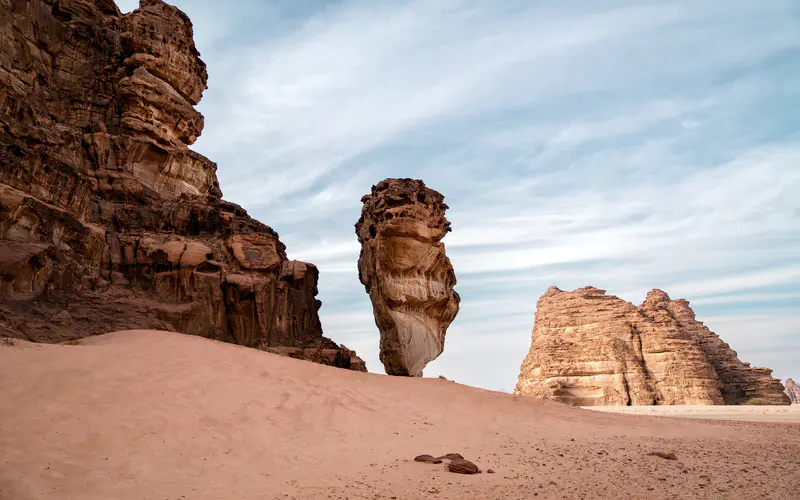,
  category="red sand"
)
[1,330,798,499]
